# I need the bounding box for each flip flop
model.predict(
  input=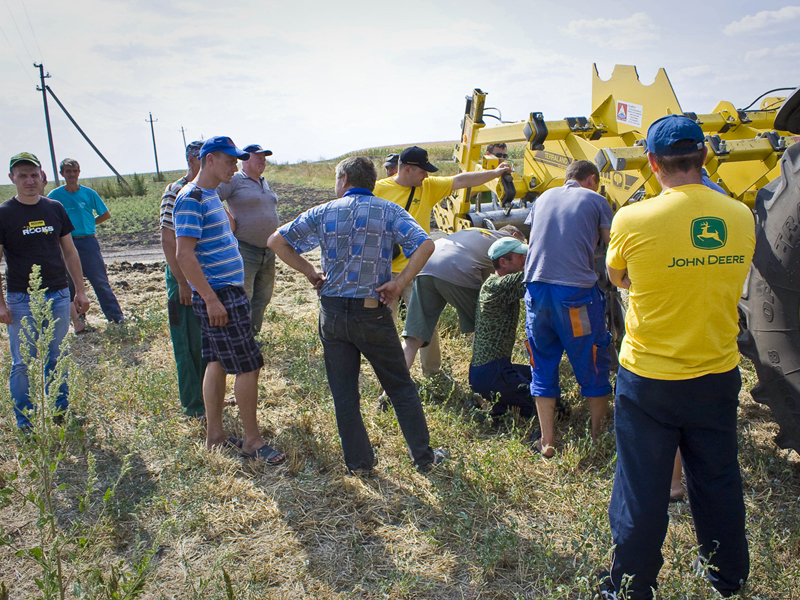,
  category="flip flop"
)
[247,443,286,466]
